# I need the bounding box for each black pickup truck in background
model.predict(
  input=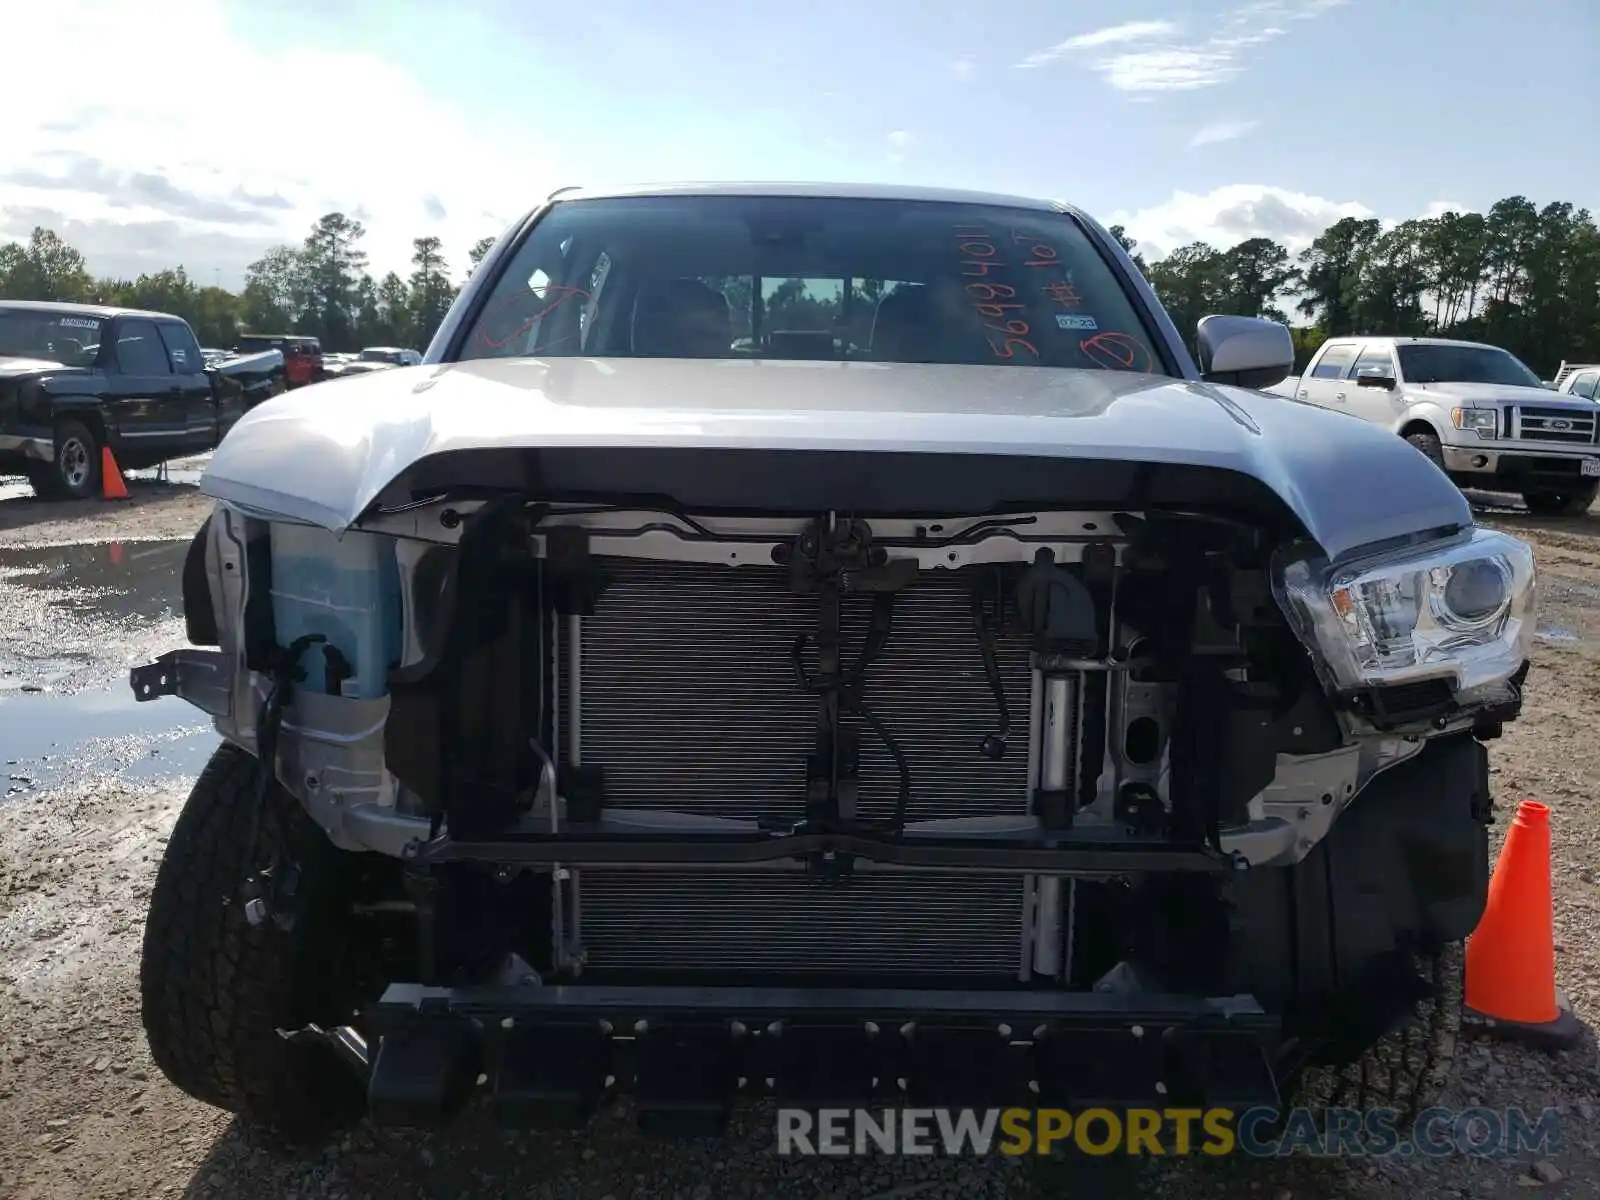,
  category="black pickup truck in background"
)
[0,300,286,500]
